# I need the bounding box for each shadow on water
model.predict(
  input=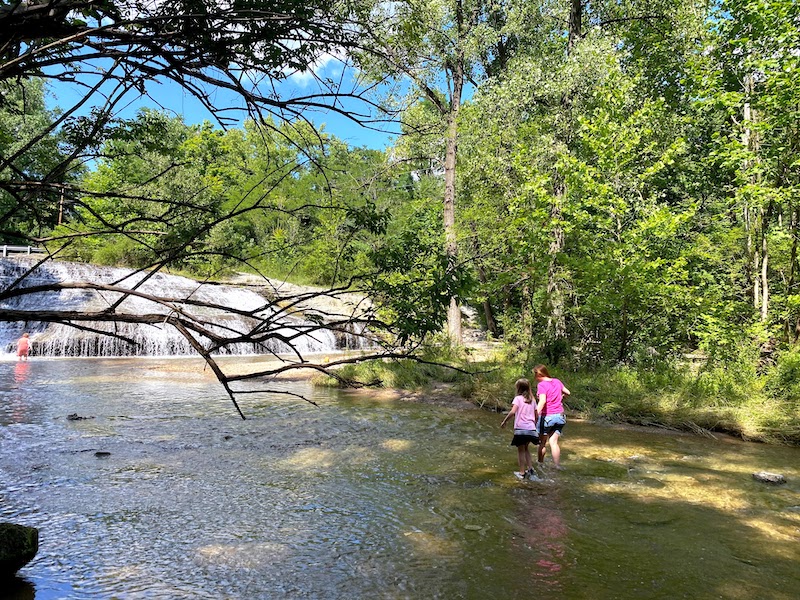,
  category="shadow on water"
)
[510,483,569,594]
[0,576,35,600]
[0,359,798,599]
